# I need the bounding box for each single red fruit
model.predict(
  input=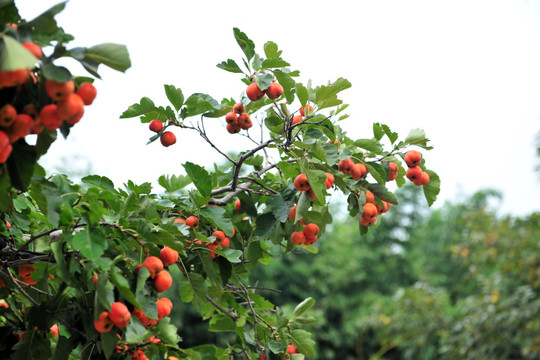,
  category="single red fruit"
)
[288,206,297,220]
[226,122,241,134]
[57,93,85,124]
[160,246,179,266]
[287,344,299,354]
[246,82,265,102]
[233,103,245,114]
[45,79,75,101]
[351,163,367,180]
[225,111,238,125]
[365,190,375,203]
[149,119,163,132]
[387,162,398,181]
[406,166,423,183]
[185,216,199,229]
[303,223,320,239]
[109,302,131,328]
[9,114,34,142]
[294,173,310,191]
[299,104,313,117]
[404,150,422,168]
[39,104,62,131]
[76,82,97,105]
[0,104,17,127]
[154,270,172,293]
[142,256,164,279]
[235,199,241,211]
[157,297,173,319]
[0,69,29,88]
[265,82,284,100]
[416,171,430,186]
[338,158,354,174]
[50,324,59,338]
[94,311,114,333]
[238,113,253,130]
[292,114,303,125]
[290,231,306,245]
[160,131,176,147]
